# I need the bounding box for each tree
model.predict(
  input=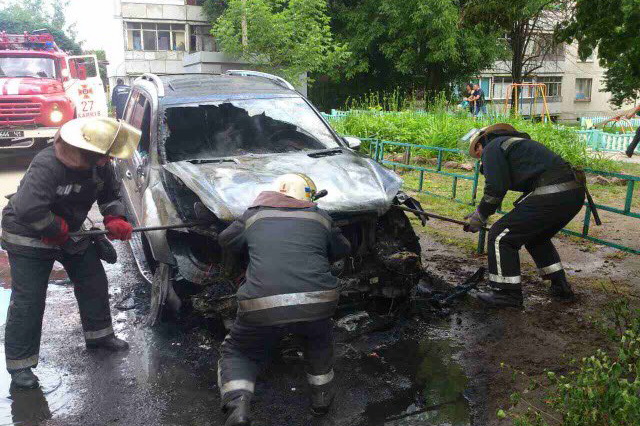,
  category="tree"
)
[466,0,569,105]
[312,0,504,108]
[0,0,82,54]
[556,0,640,106]
[209,0,349,83]
[202,0,229,19]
